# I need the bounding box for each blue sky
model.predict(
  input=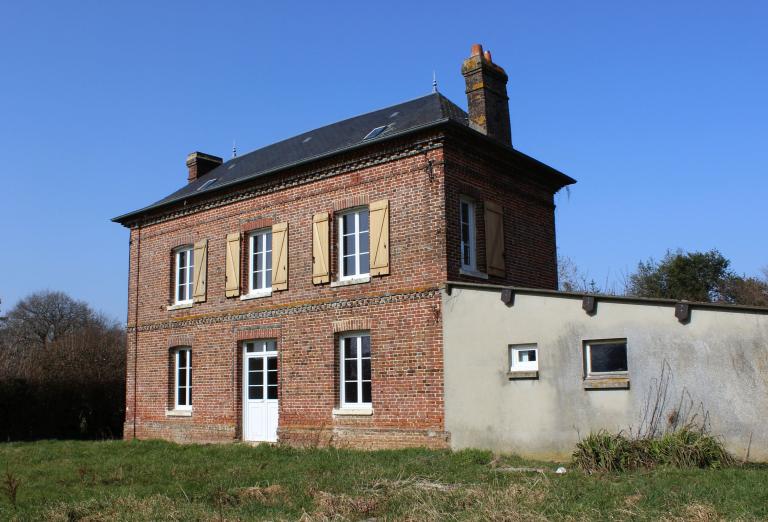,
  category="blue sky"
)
[1,1,766,321]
